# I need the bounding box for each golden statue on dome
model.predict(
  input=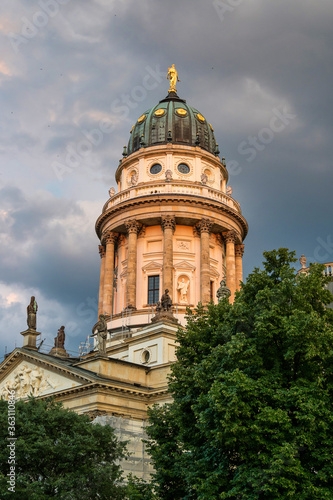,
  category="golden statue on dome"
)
[167,64,180,93]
